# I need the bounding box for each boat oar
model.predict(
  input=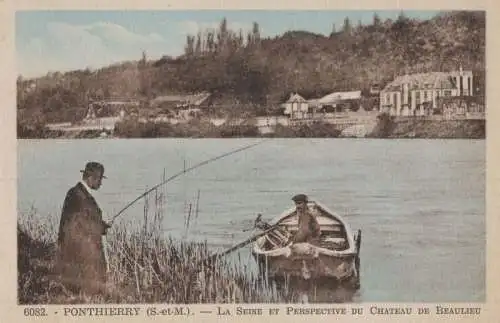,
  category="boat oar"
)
[200,223,279,267]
